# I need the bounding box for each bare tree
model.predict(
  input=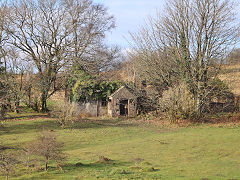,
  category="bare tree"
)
[130,0,240,117]
[27,130,66,171]
[0,1,11,118]
[6,0,115,112]
[0,152,19,180]
[63,0,116,72]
